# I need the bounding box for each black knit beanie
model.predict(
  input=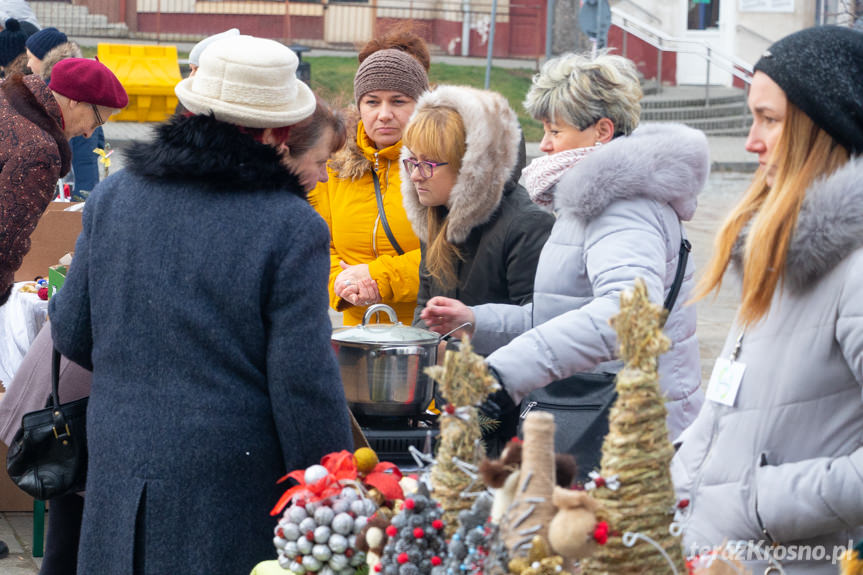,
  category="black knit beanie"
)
[754,25,863,155]
[0,18,27,67]
[25,27,67,60]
